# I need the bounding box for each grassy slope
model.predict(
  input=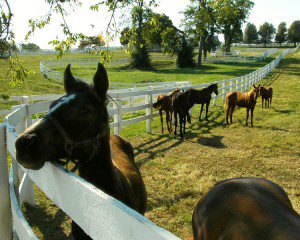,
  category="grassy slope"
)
[22,50,299,239]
